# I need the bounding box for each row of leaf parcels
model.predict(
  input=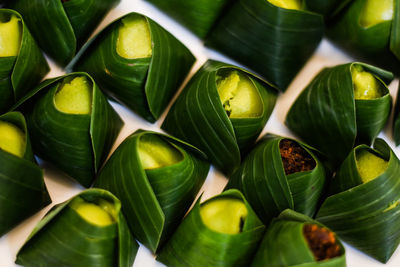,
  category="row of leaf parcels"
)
[0,112,50,237]
[73,12,195,123]
[0,9,49,113]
